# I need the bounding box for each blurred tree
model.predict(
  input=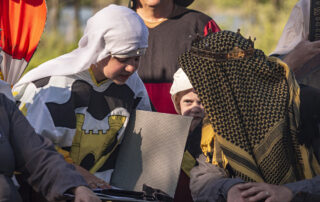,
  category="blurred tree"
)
[73,0,81,40]
[273,0,282,10]
[93,0,121,12]
[47,0,60,32]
